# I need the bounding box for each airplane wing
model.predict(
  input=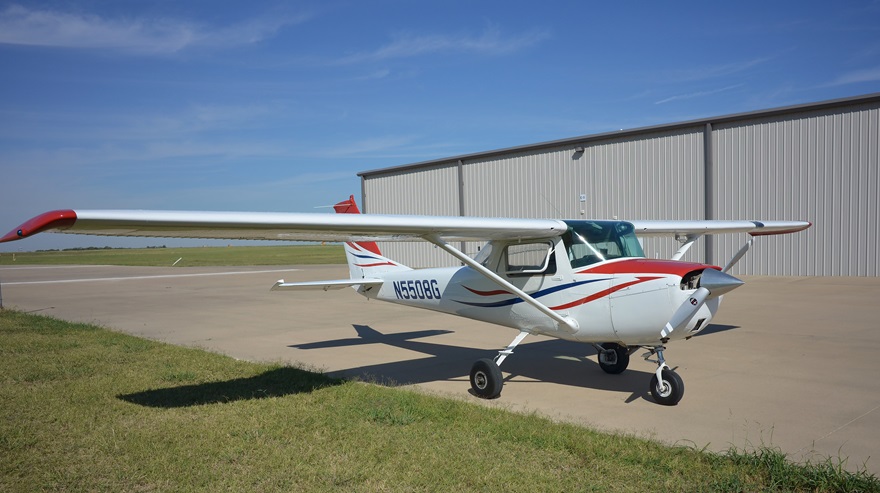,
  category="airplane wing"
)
[628,220,811,237]
[0,209,568,244]
[1,209,811,245]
